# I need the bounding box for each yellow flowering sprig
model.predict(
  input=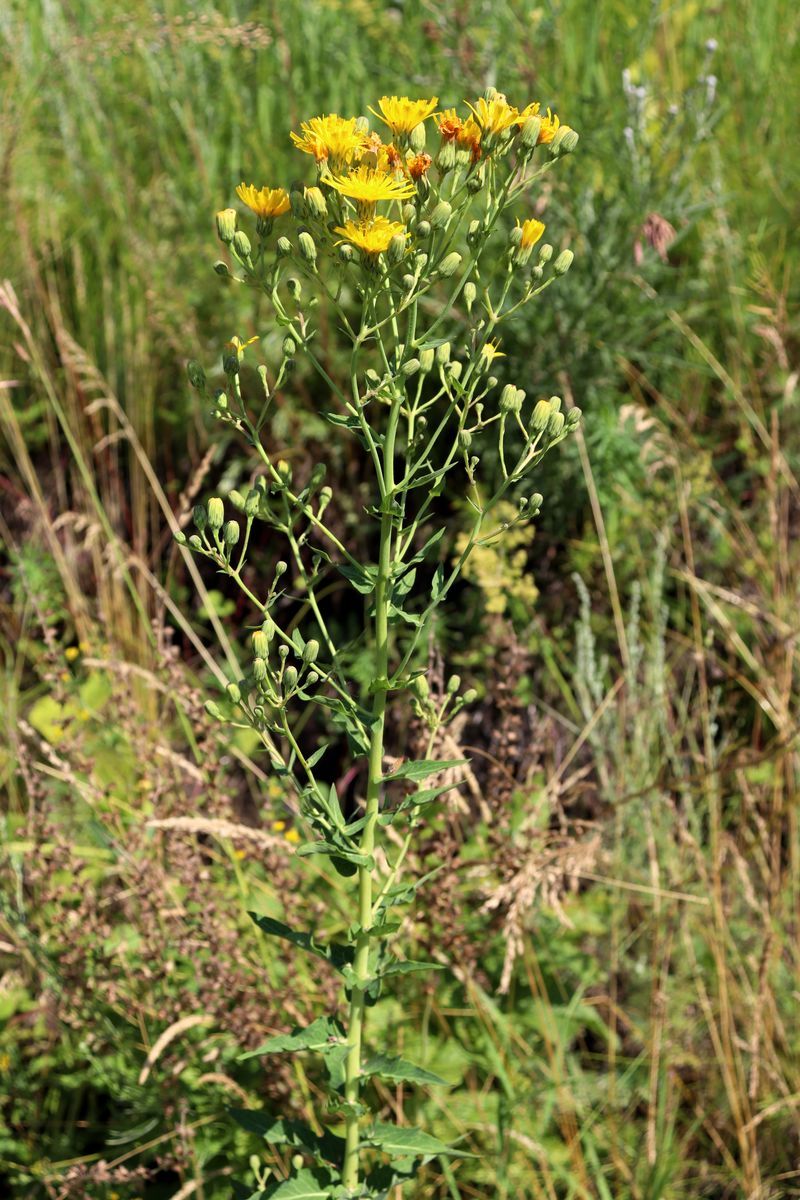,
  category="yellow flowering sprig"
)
[179,83,582,1200]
